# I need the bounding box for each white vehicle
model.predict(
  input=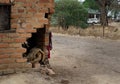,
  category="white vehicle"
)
[87,18,100,24]
[115,15,120,22]
[87,8,100,24]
